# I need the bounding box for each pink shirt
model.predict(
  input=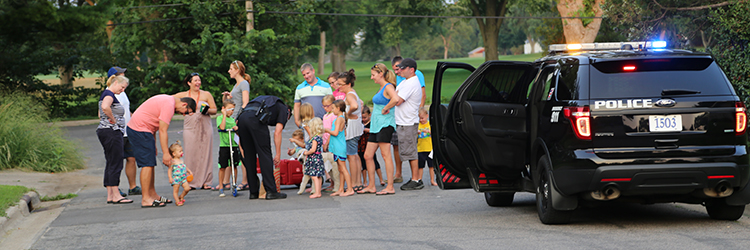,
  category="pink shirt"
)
[322,113,336,146]
[333,89,346,101]
[128,95,175,134]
